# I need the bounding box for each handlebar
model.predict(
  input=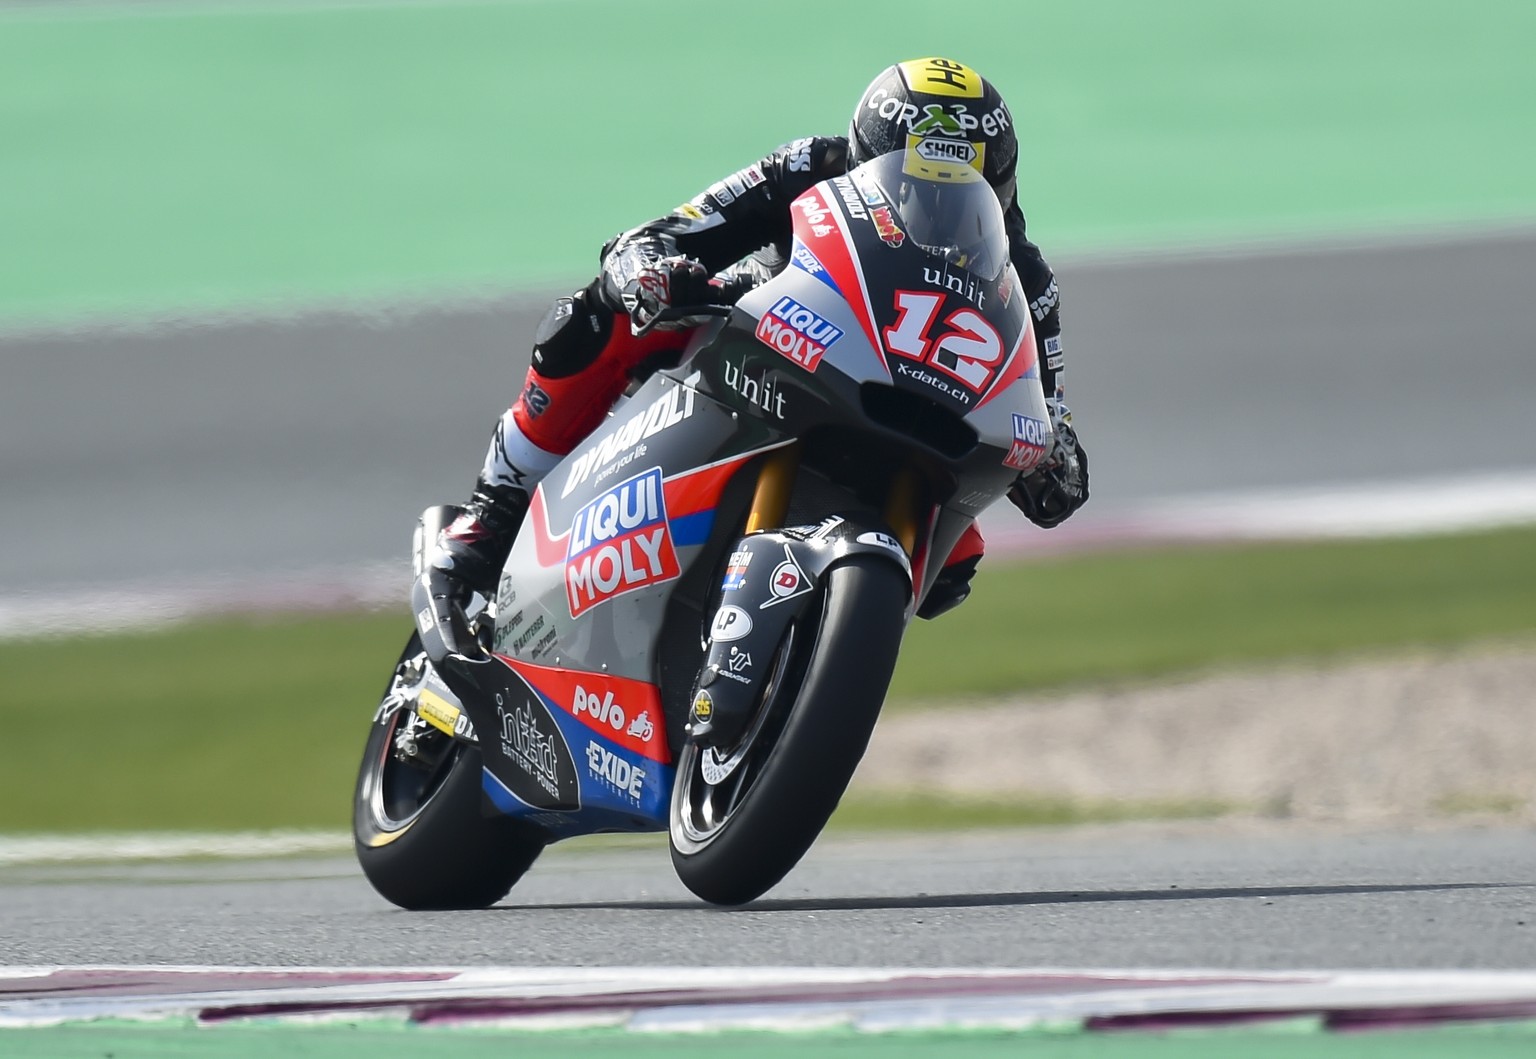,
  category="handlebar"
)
[633,303,736,337]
